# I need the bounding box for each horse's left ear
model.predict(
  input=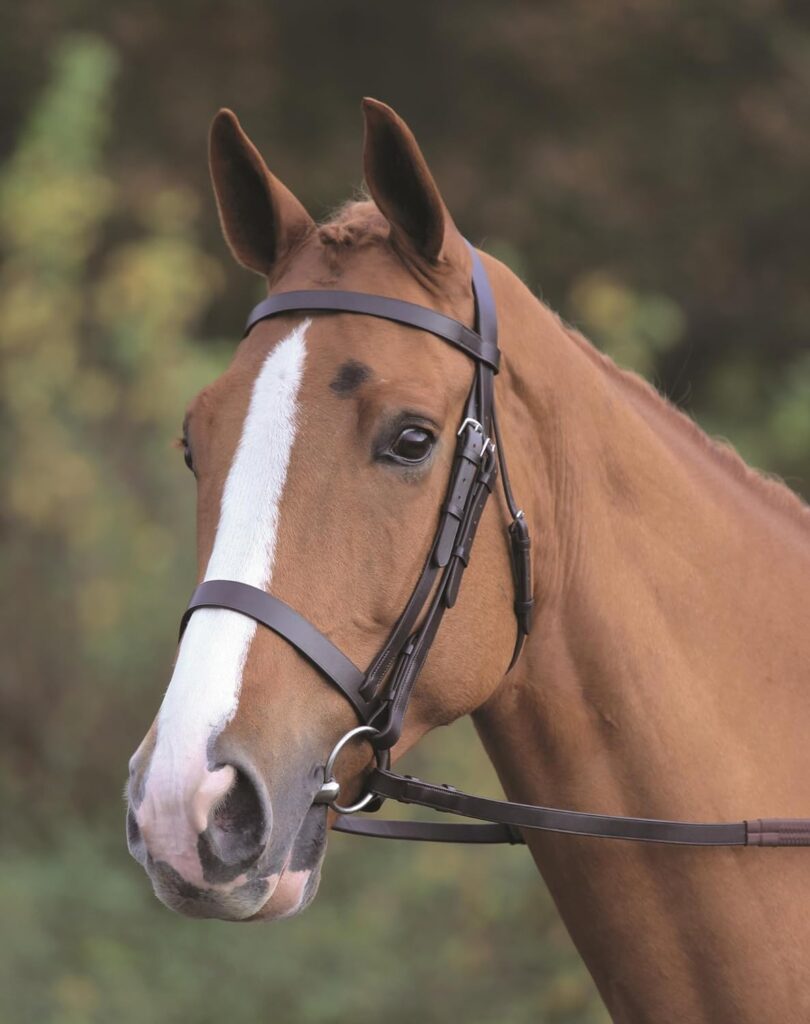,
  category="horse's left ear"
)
[361,98,466,265]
